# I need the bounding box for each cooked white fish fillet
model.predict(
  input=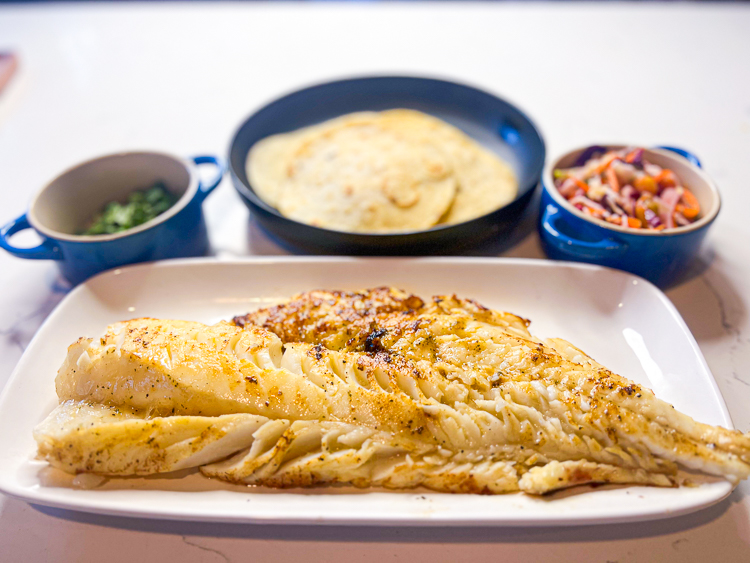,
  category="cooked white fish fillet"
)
[518,460,674,495]
[37,287,750,495]
[33,400,671,494]
[55,320,450,444]
[34,400,269,475]
[34,401,523,492]
[236,288,750,482]
[234,286,535,349]
[29,399,523,493]
[54,318,679,476]
[201,420,673,494]
[200,419,521,493]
